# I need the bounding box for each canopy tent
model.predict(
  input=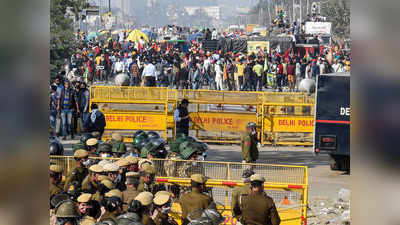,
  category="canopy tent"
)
[87,32,100,40]
[141,29,157,41]
[126,29,149,43]
[188,32,203,42]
